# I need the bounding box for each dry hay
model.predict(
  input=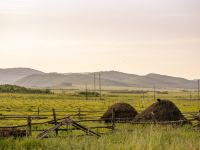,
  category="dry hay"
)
[194,111,200,129]
[101,103,138,122]
[134,99,188,124]
[0,128,26,137]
